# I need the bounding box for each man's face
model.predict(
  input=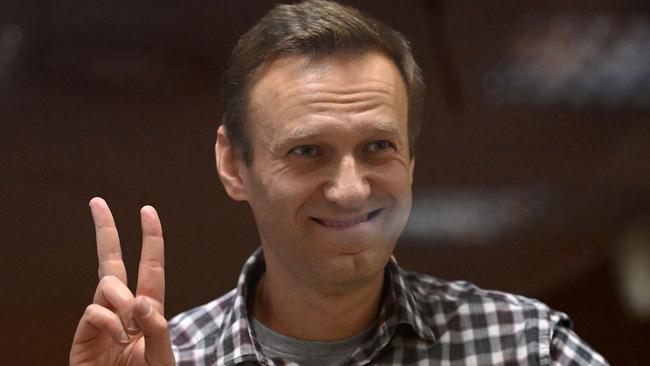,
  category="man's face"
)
[234,52,413,290]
